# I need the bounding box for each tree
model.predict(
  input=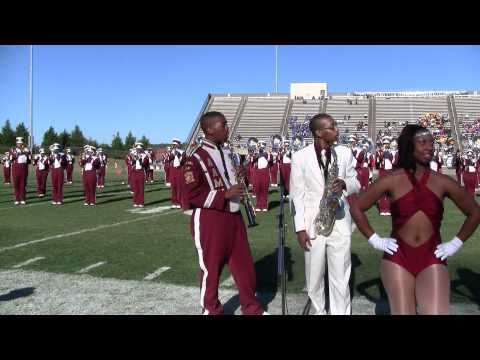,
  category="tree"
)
[138,134,151,148]
[87,138,99,148]
[15,122,30,145]
[111,132,124,151]
[0,119,16,147]
[58,129,71,148]
[70,125,86,147]
[124,131,136,150]
[42,126,58,148]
